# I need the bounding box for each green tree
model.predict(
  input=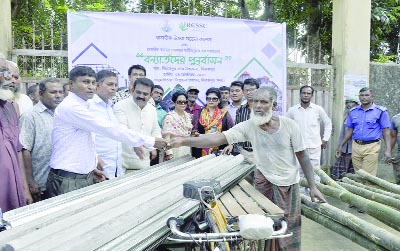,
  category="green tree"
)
[11,0,127,50]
